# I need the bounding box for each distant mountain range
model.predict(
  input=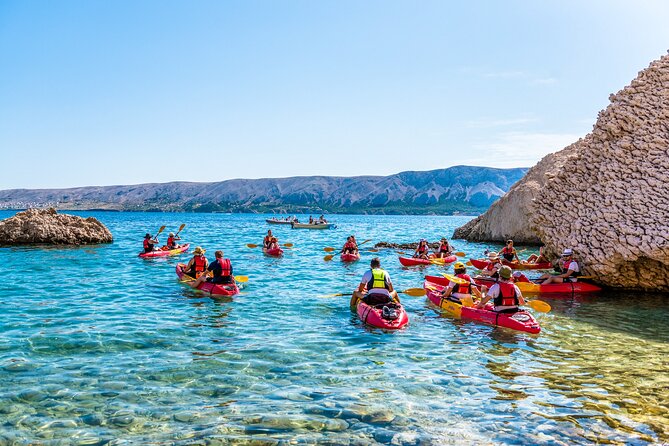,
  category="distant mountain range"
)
[0,166,528,215]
